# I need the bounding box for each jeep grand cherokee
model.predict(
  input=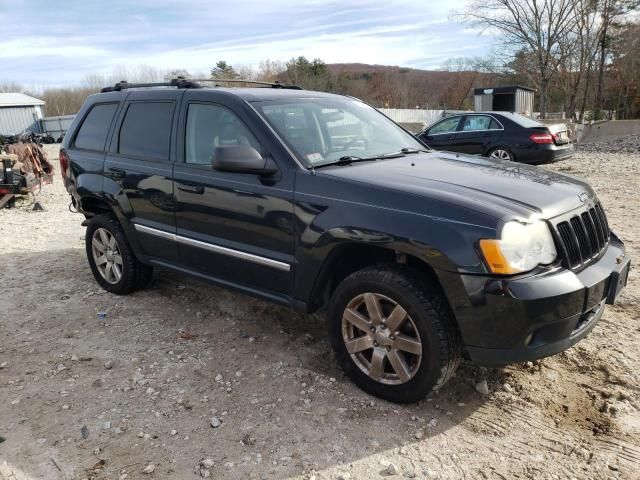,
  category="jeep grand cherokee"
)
[61,78,631,403]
